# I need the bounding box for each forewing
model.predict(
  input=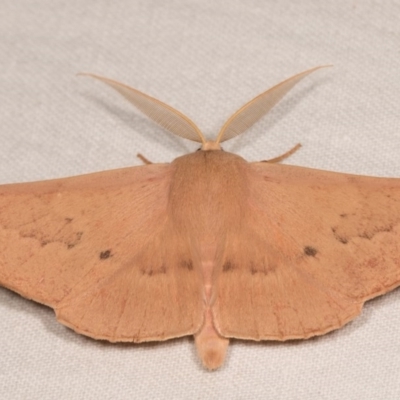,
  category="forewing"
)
[0,164,203,342]
[214,162,400,340]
